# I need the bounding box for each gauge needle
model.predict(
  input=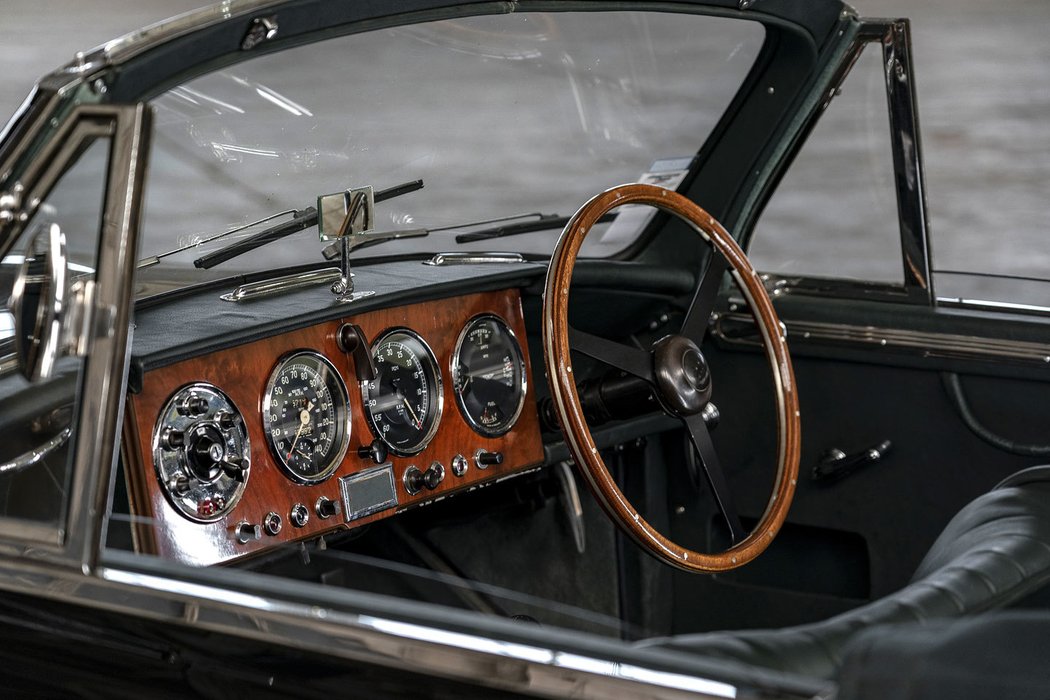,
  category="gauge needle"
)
[400,395,422,429]
[286,401,314,459]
